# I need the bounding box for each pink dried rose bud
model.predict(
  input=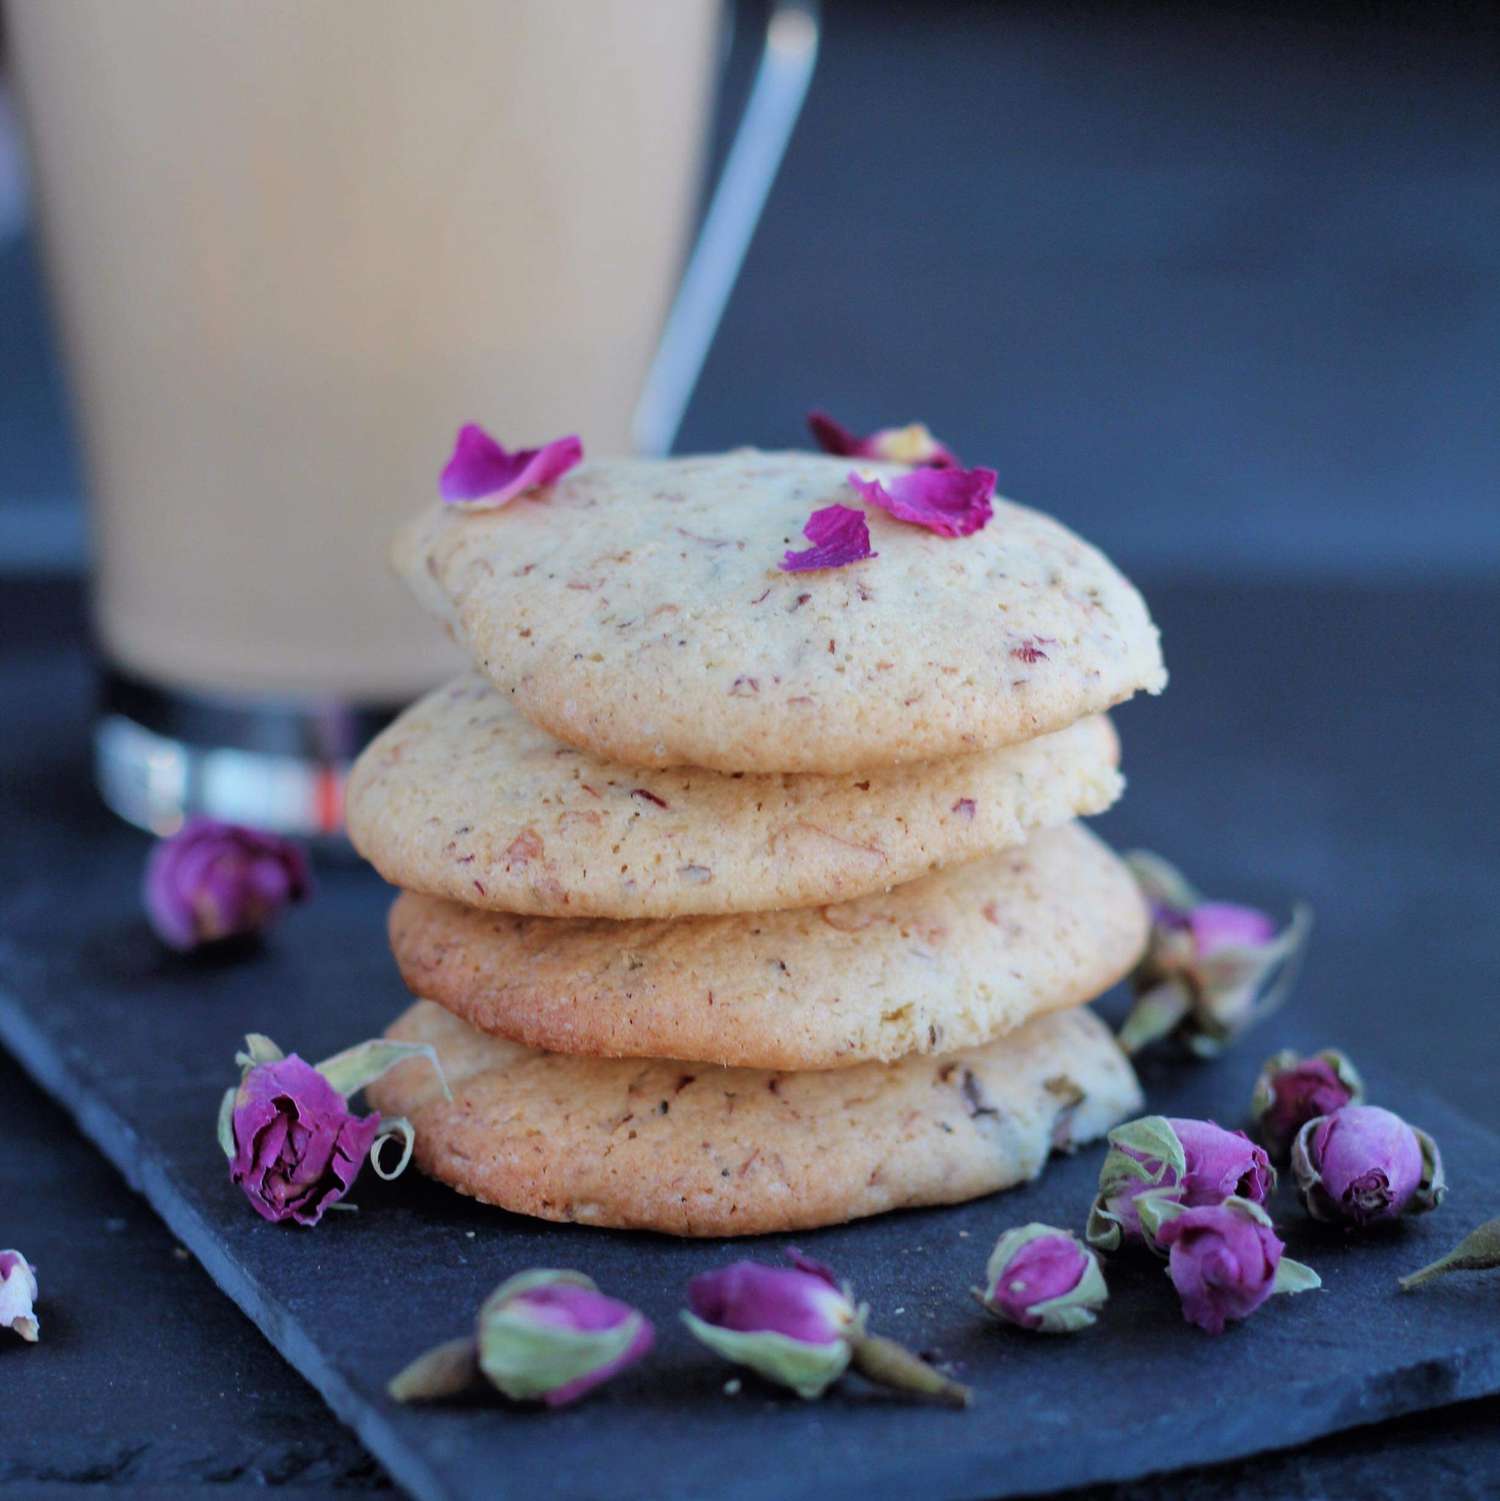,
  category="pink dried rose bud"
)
[807,410,957,467]
[218,1034,448,1226]
[974,1224,1107,1333]
[683,1251,860,1399]
[390,1269,654,1408]
[1250,1048,1365,1162]
[1087,1115,1274,1253]
[1292,1104,1444,1228]
[683,1250,969,1405]
[779,504,877,572]
[0,1251,39,1343]
[1117,851,1312,1058]
[1154,1196,1320,1335]
[439,422,582,508]
[477,1272,654,1406]
[846,465,997,539]
[144,817,311,953]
